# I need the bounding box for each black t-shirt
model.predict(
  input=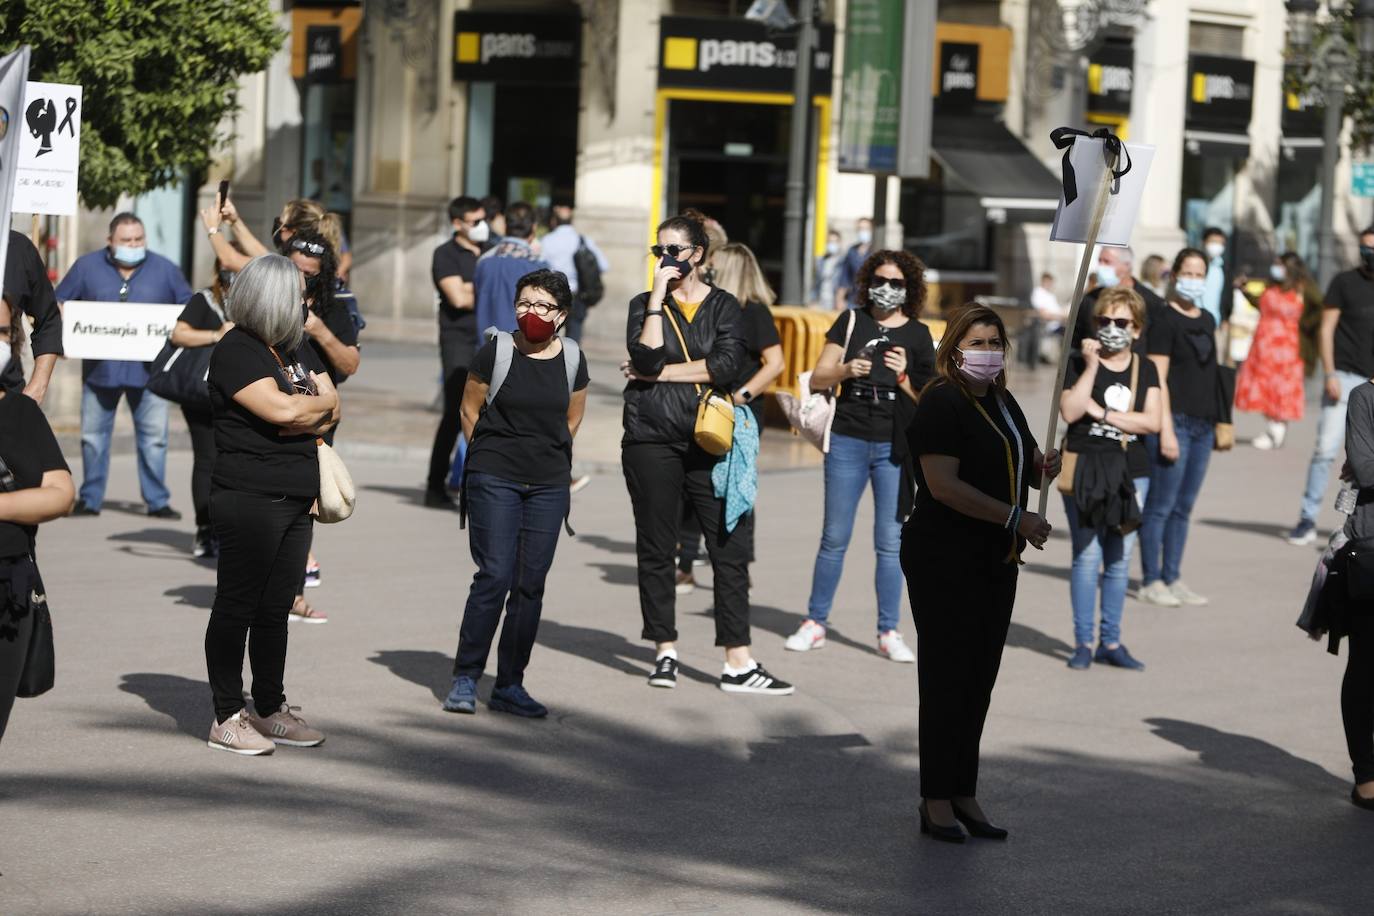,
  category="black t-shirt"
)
[907,381,1039,559]
[729,299,782,426]
[1327,268,1374,377]
[824,309,936,442]
[465,338,590,486]
[308,303,359,386]
[1063,353,1160,478]
[1146,304,1218,419]
[433,239,479,360]
[177,291,227,332]
[209,328,327,497]
[0,393,69,557]
[1071,281,1167,352]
